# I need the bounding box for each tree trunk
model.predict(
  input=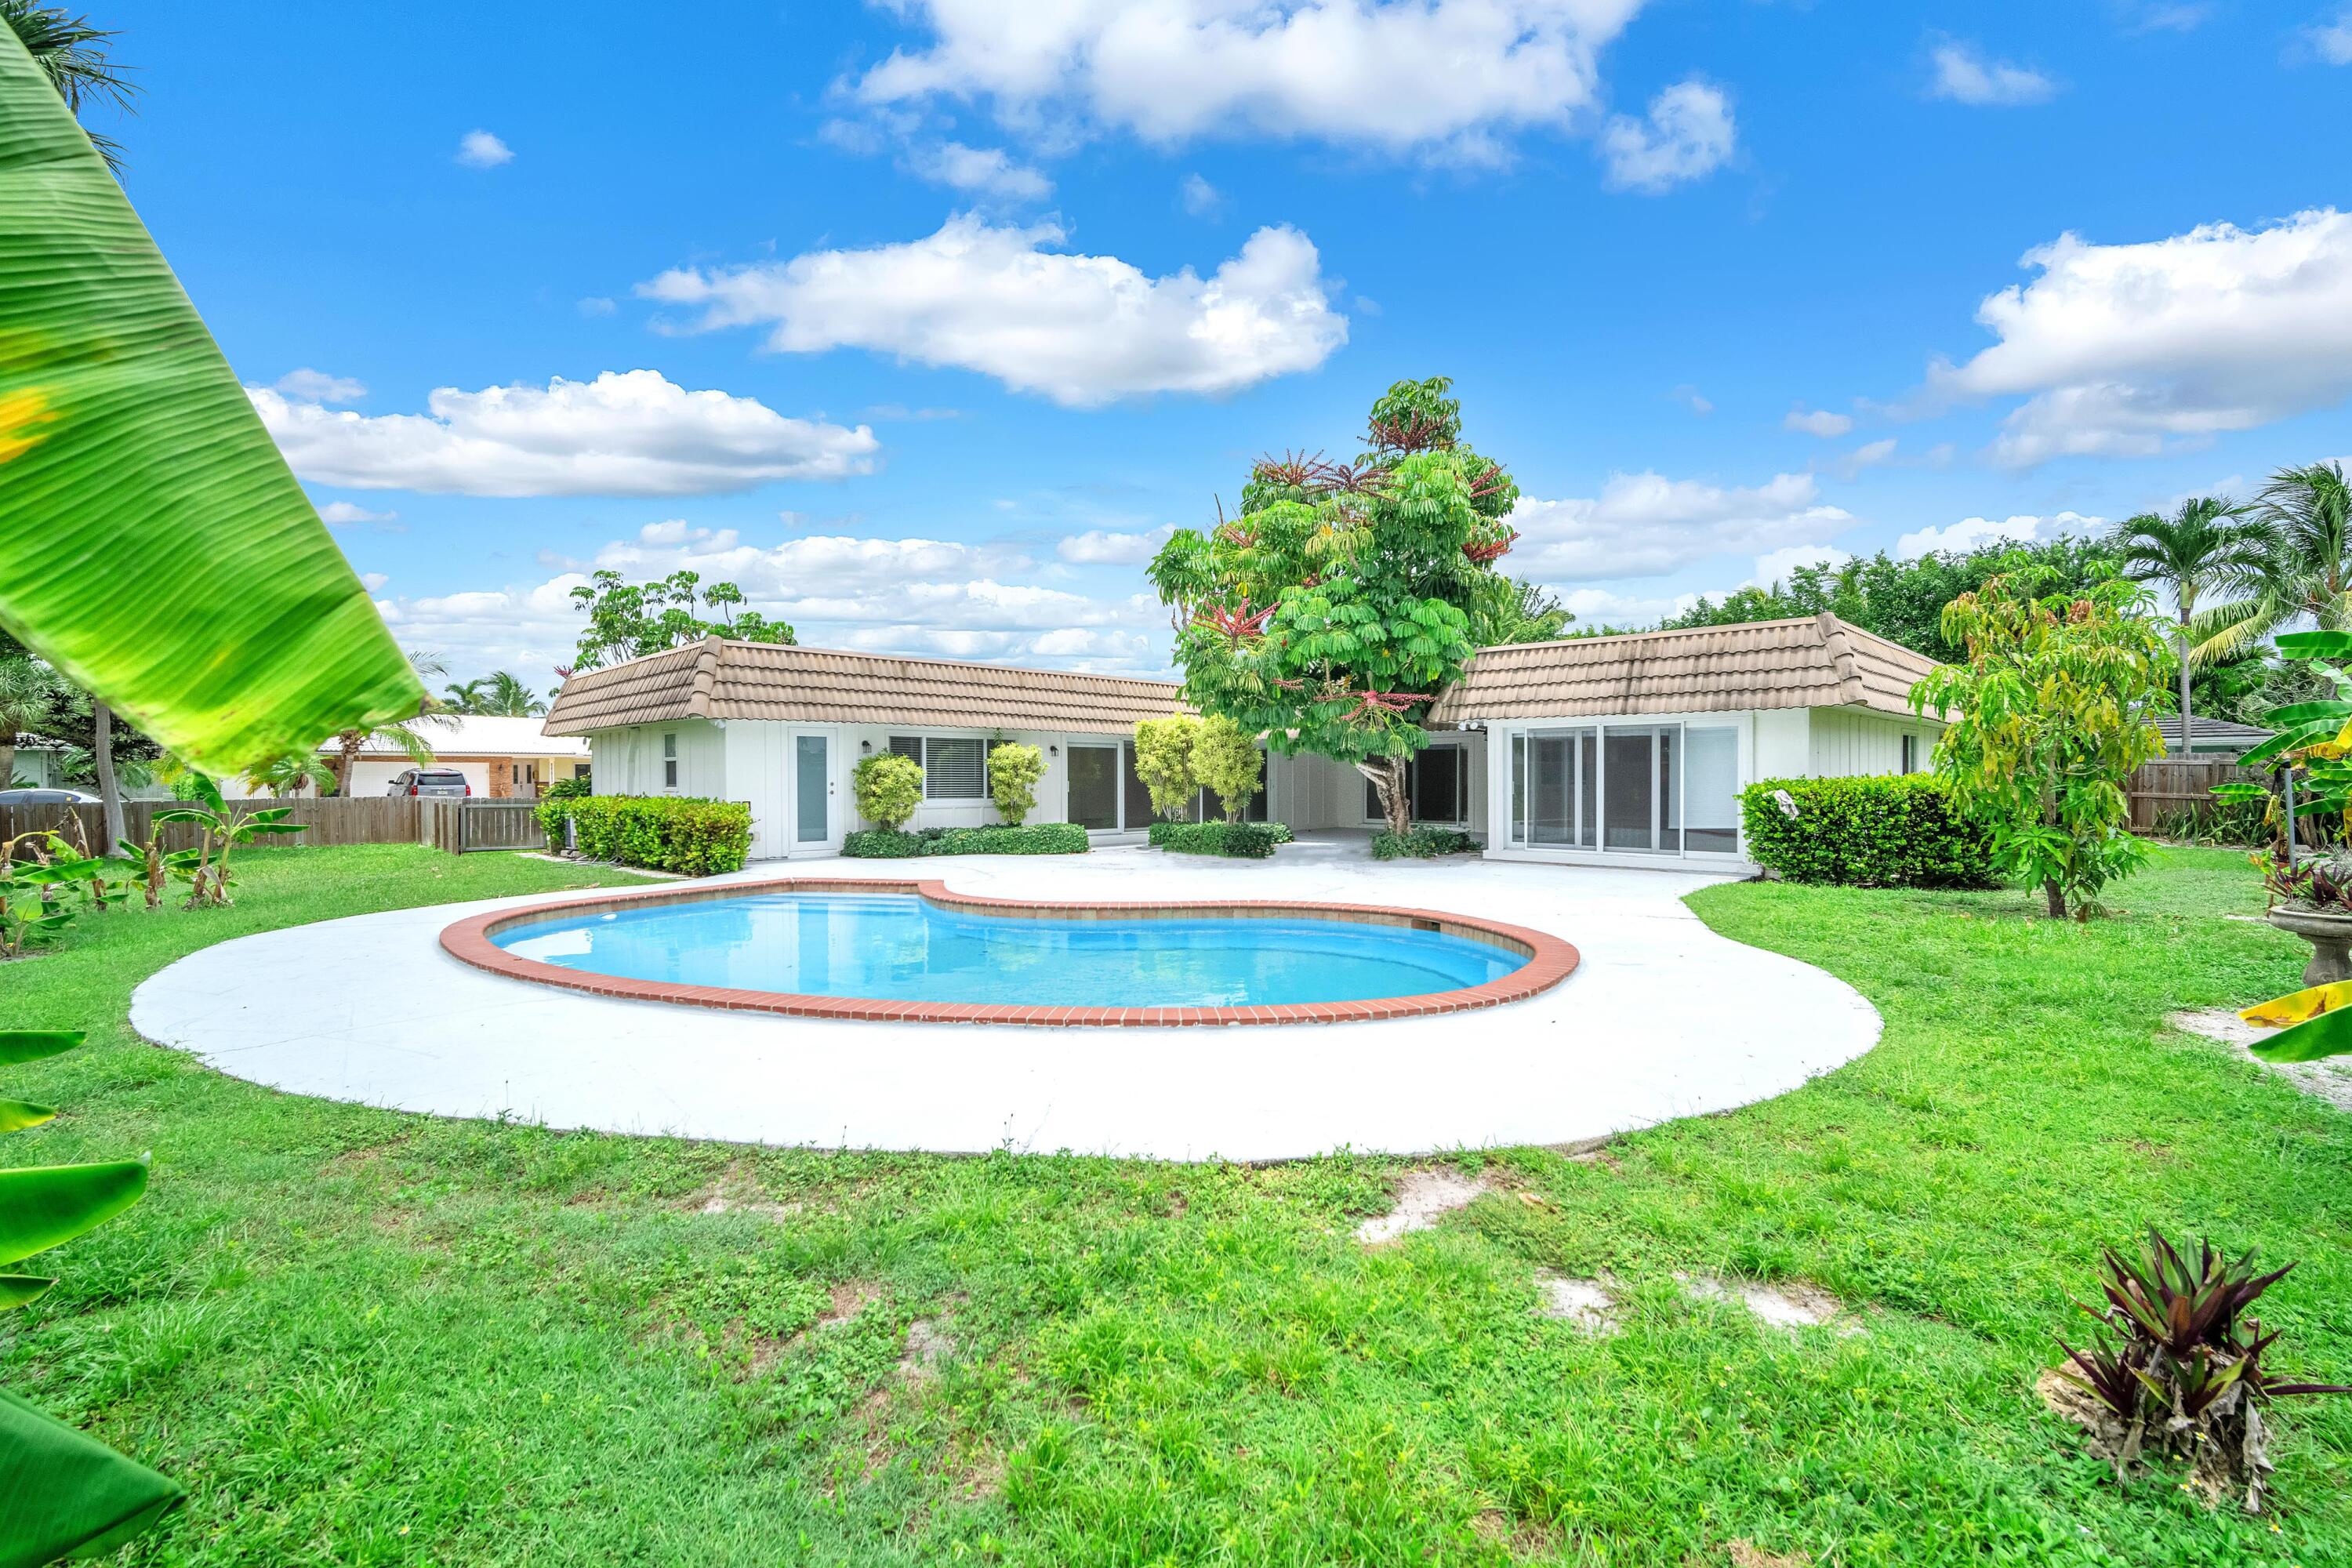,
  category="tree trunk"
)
[2176,630,2194,757]
[93,700,125,845]
[1355,757,1410,836]
[0,740,13,789]
[2045,877,2067,920]
[332,731,362,797]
